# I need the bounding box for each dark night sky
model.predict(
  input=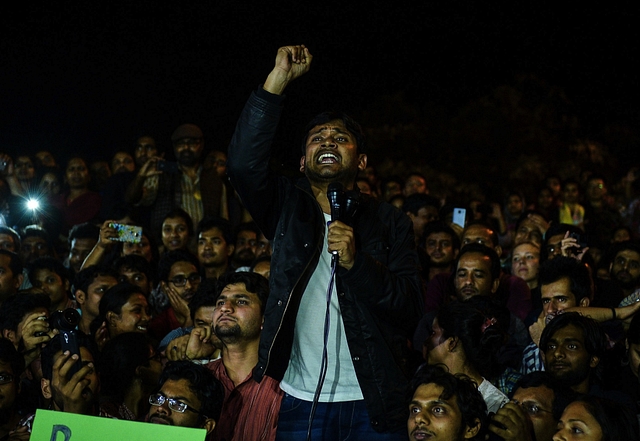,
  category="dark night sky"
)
[2,2,638,167]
